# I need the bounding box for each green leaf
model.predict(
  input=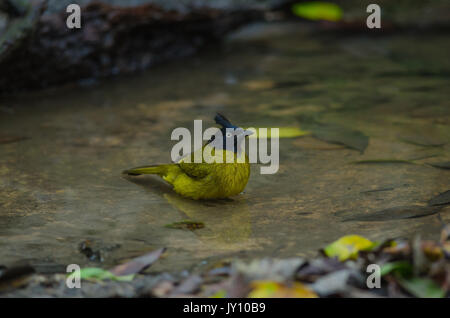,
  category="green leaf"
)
[67,267,135,282]
[380,261,413,277]
[210,290,227,298]
[396,276,445,298]
[324,235,376,261]
[292,2,342,22]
